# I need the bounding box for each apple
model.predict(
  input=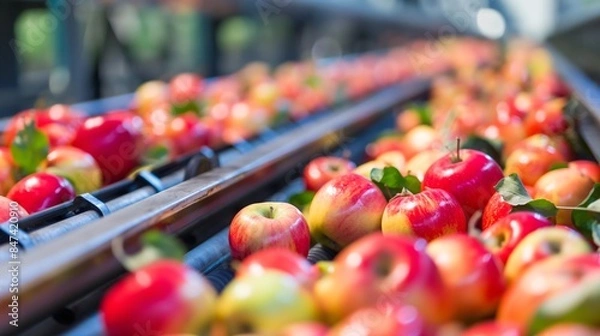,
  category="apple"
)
[280,323,328,336]
[400,125,441,160]
[396,108,423,133]
[7,172,75,214]
[164,113,210,156]
[504,226,592,283]
[328,304,433,336]
[169,73,204,106]
[482,192,515,231]
[523,98,568,136]
[569,160,600,183]
[538,324,600,336]
[423,149,504,219]
[0,196,28,223]
[134,80,169,117]
[307,173,387,251]
[427,234,505,321]
[509,134,572,161]
[462,321,523,336]
[229,202,310,260]
[44,146,102,194]
[235,247,318,289]
[497,253,600,330]
[382,188,466,241]
[222,101,271,144]
[72,111,144,185]
[376,150,407,172]
[215,270,318,334]
[0,147,15,195]
[534,168,595,226]
[314,234,452,325]
[504,146,566,187]
[101,260,217,336]
[481,211,553,264]
[404,149,446,181]
[303,156,356,192]
[365,136,405,160]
